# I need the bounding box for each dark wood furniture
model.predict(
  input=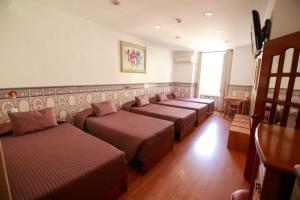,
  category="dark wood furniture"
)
[250,124,300,199]
[227,114,250,153]
[232,31,300,200]
[245,31,300,182]
[292,165,300,199]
